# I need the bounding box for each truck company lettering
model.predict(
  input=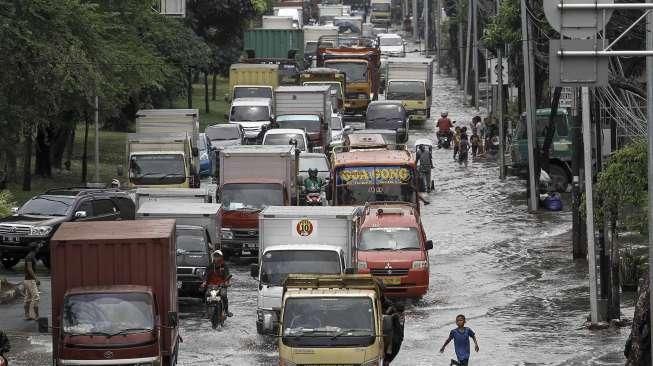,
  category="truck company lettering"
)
[337,166,411,185]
